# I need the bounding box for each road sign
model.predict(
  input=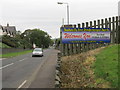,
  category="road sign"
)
[61,27,110,44]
